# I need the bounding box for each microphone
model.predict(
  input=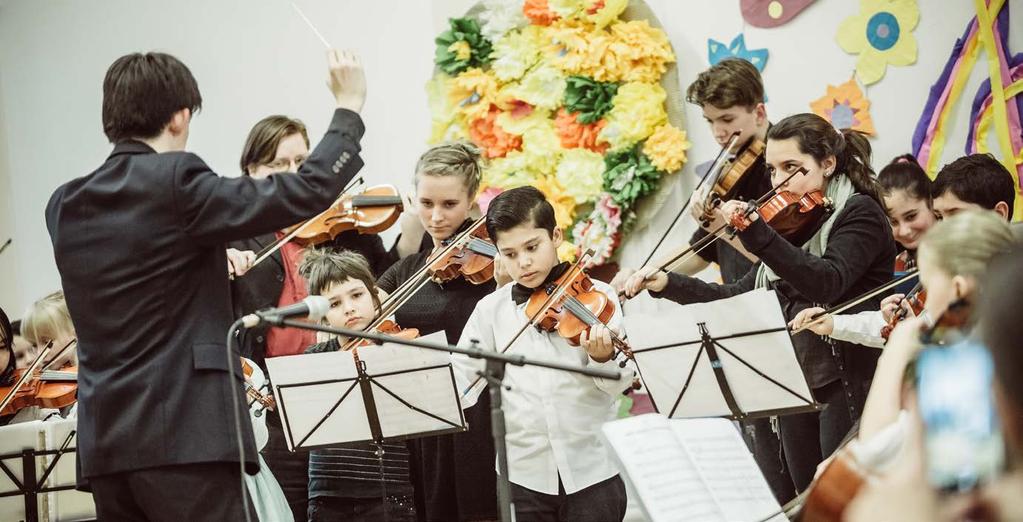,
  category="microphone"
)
[241,295,330,328]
